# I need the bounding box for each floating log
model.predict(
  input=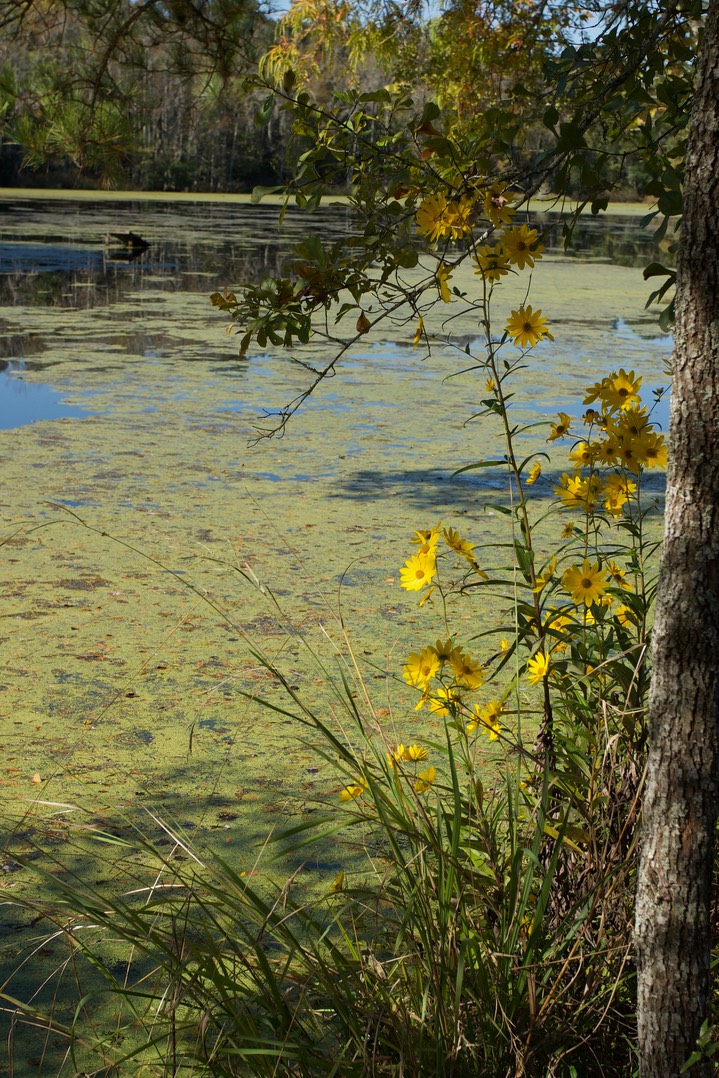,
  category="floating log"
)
[105,231,150,250]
